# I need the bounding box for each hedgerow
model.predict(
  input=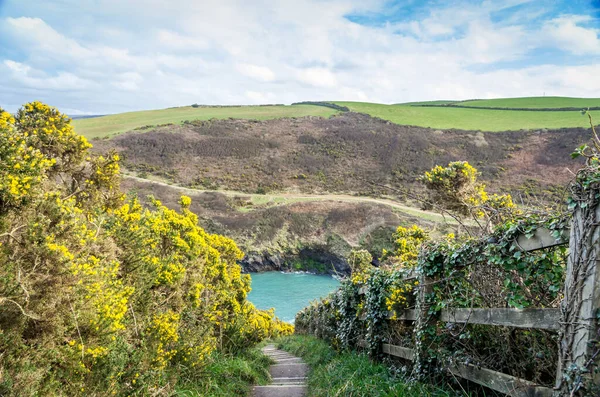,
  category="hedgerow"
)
[296,160,570,391]
[0,102,292,396]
